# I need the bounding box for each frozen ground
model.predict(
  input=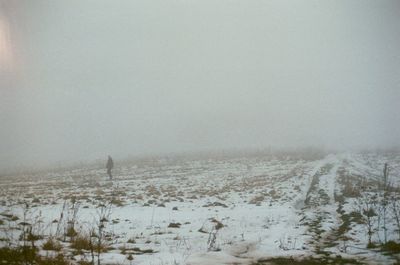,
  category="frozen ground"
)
[1,152,400,264]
